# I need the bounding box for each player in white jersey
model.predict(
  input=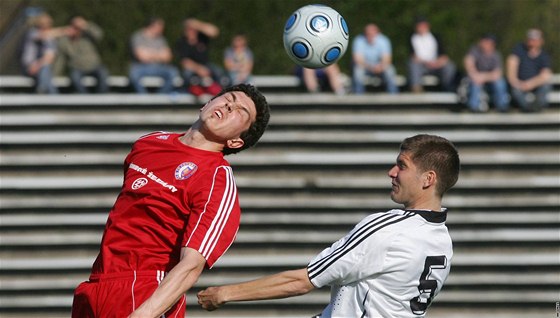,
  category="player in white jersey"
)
[198,134,460,317]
